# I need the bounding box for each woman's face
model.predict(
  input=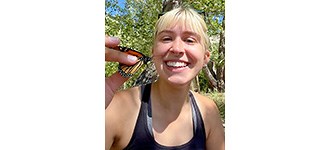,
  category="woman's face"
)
[152,23,210,86]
